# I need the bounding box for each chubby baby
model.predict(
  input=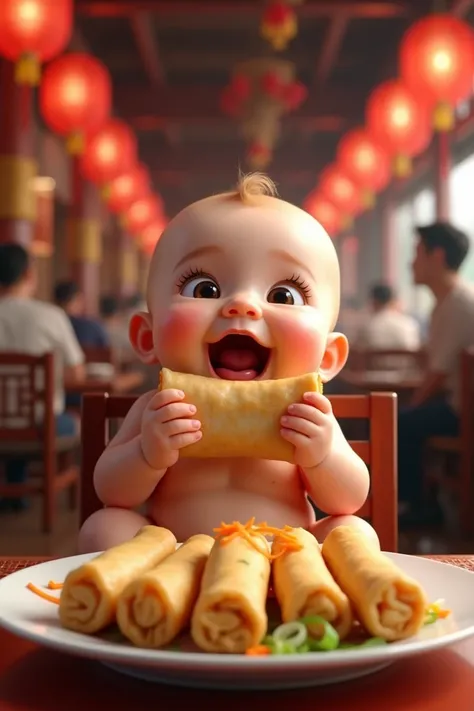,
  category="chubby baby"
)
[79,174,378,552]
